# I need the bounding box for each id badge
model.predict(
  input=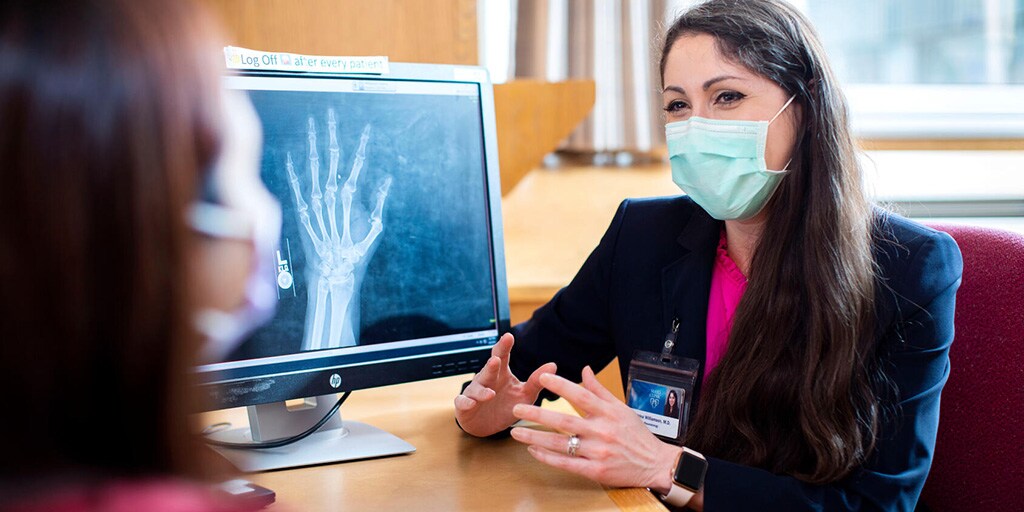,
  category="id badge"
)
[626,330,700,444]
